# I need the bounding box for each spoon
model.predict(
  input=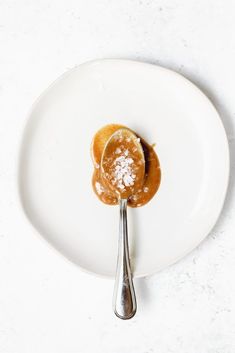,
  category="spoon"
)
[101,128,145,319]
